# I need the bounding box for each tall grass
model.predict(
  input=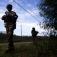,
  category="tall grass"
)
[0,38,57,57]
